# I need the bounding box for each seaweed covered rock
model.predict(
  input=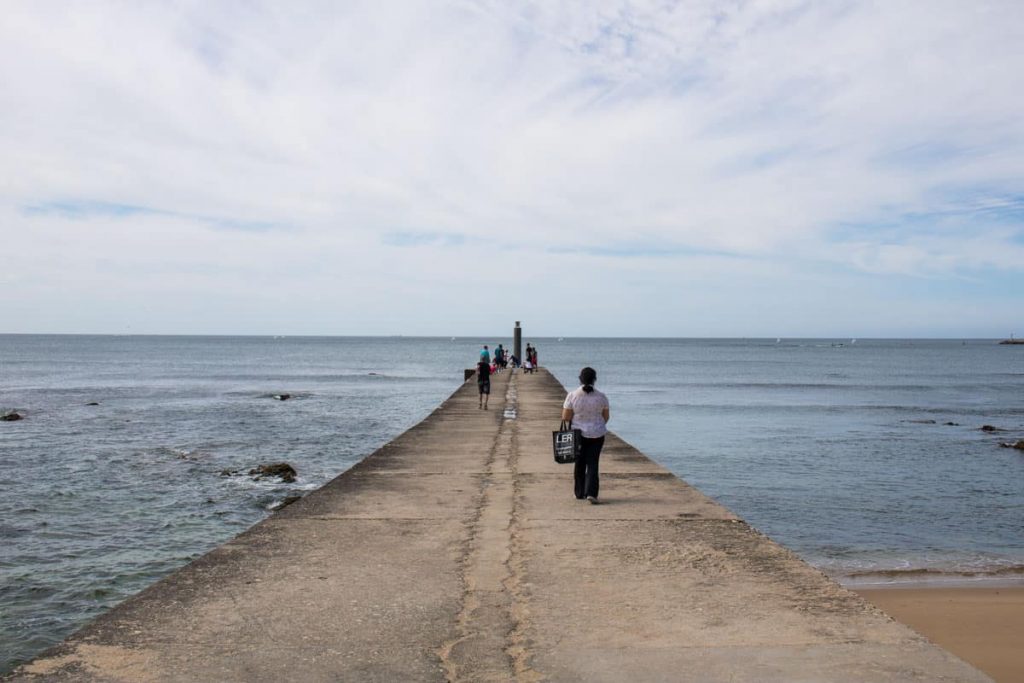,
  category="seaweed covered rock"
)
[1,411,23,422]
[999,440,1024,450]
[249,462,297,483]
